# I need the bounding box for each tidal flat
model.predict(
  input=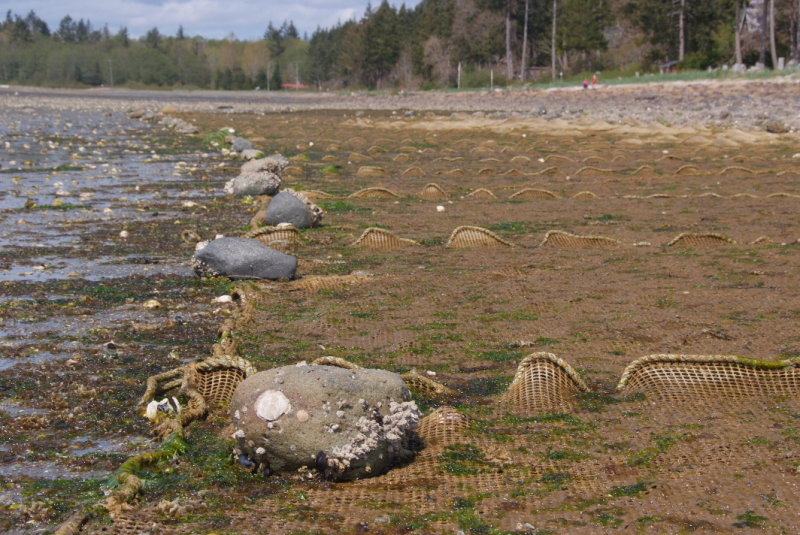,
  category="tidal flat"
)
[2,82,800,534]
